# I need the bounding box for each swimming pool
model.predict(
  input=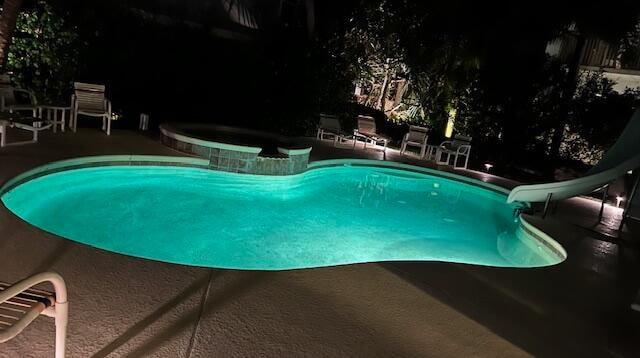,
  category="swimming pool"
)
[0,157,565,270]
